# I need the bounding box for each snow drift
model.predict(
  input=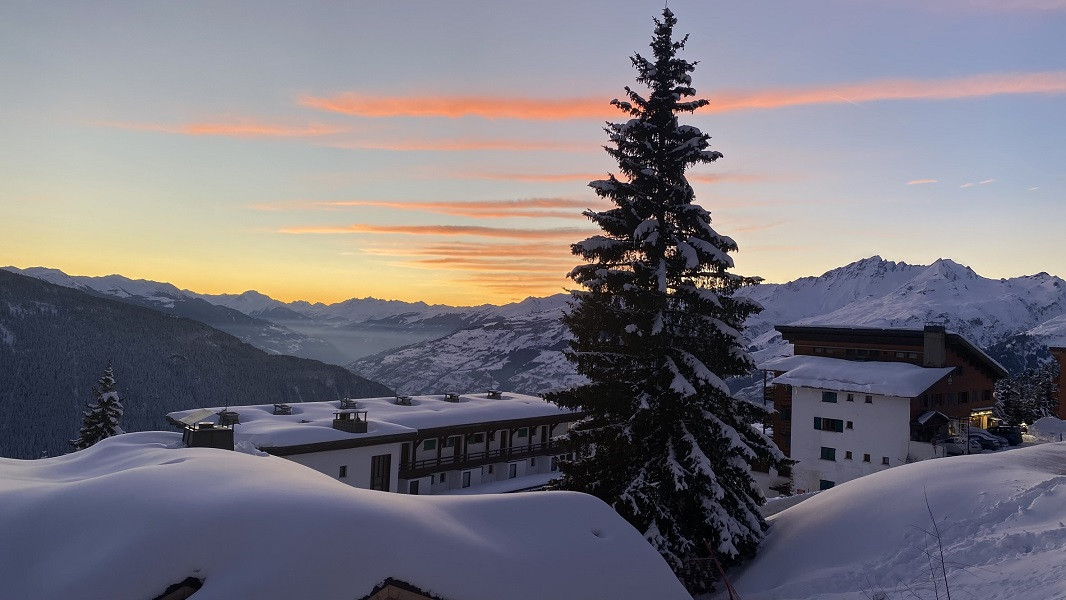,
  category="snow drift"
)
[726,442,1066,599]
[0,432,688,600]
